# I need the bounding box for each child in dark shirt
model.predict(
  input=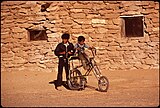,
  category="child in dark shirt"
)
[54,33,75,90]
